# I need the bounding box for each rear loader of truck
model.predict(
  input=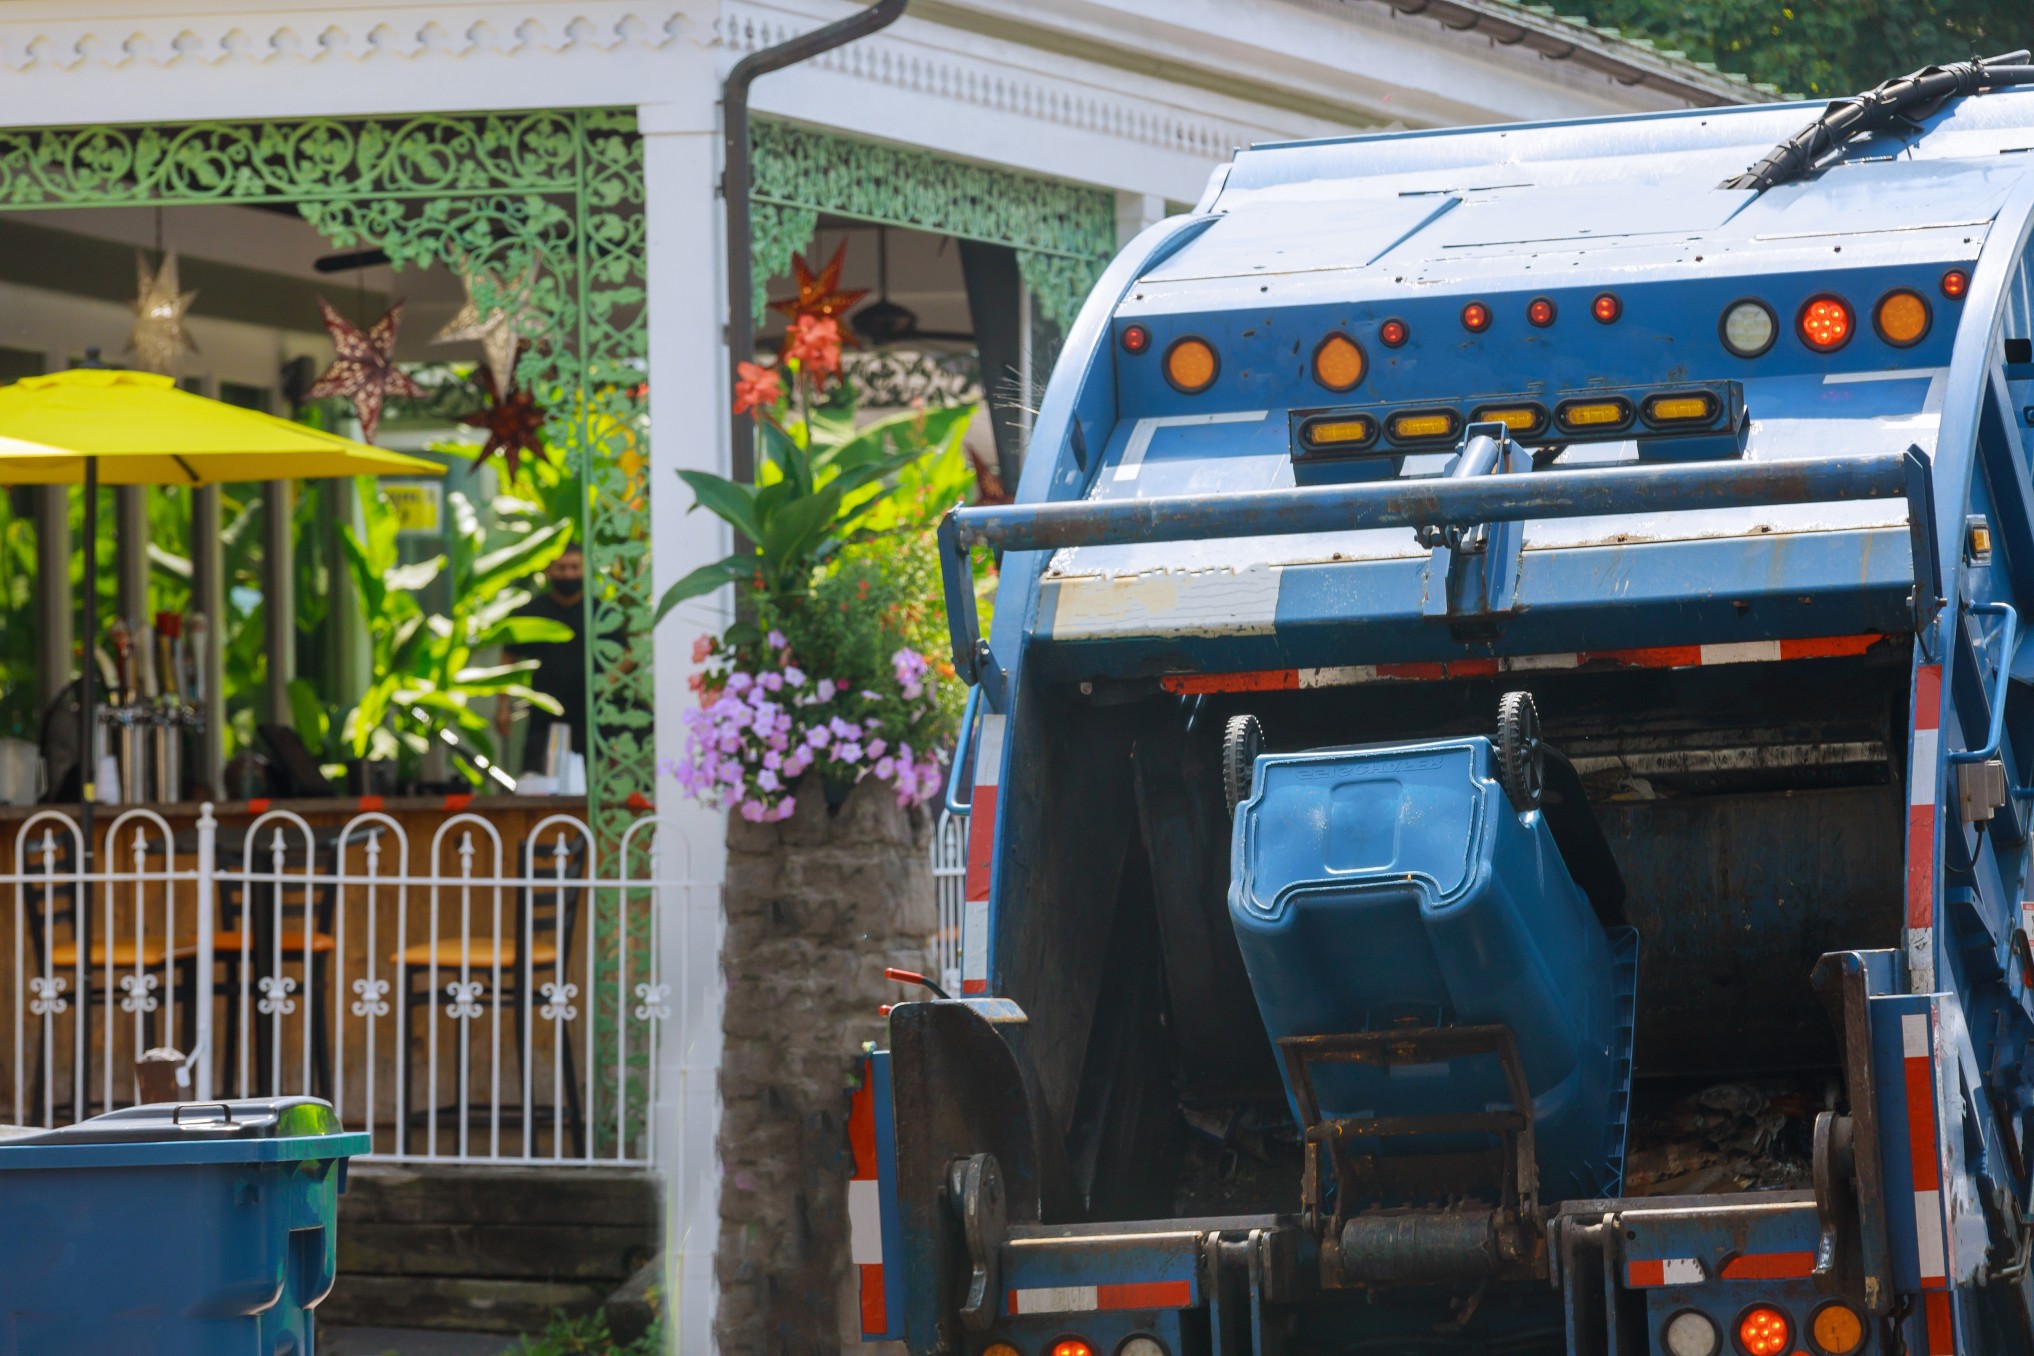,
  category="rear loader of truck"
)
[855,54,2034,1356]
